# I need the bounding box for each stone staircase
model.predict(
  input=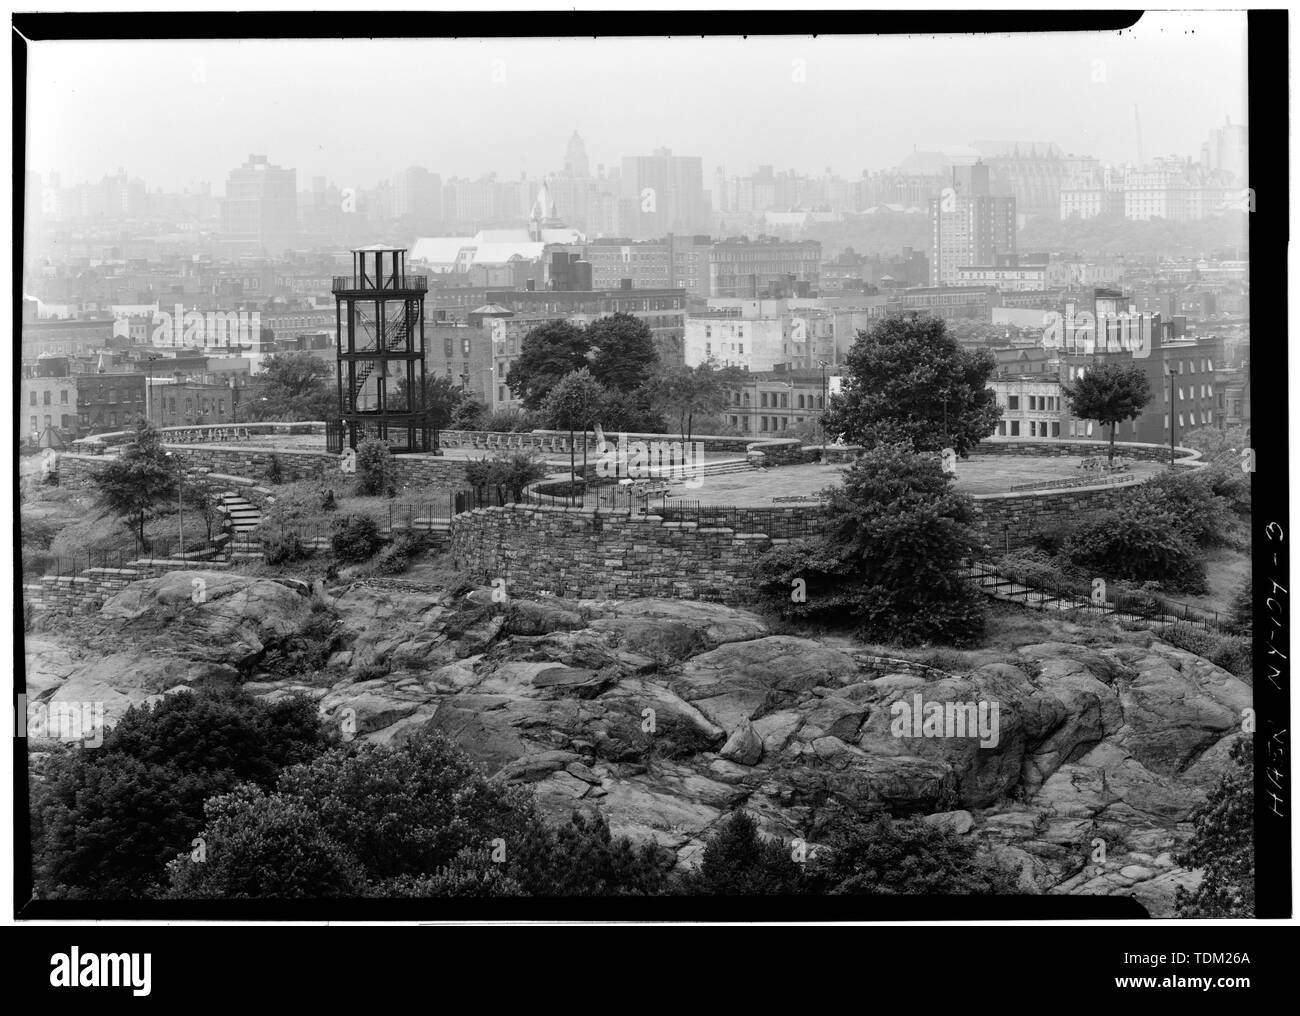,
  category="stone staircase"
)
[219,491,262,533]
